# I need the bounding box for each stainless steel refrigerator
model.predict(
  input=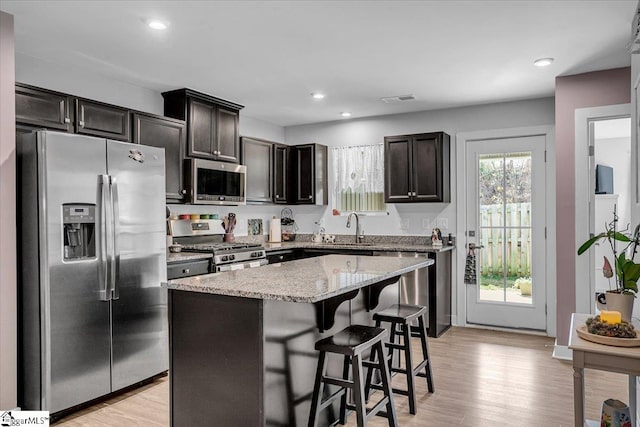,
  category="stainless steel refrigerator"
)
[18,130,168,413]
